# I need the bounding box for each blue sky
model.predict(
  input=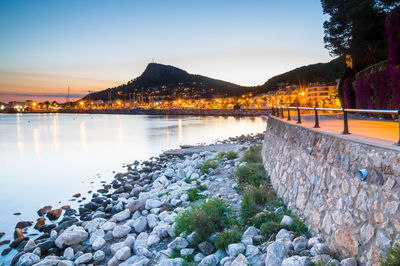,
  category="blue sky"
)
[0,0,332,102]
